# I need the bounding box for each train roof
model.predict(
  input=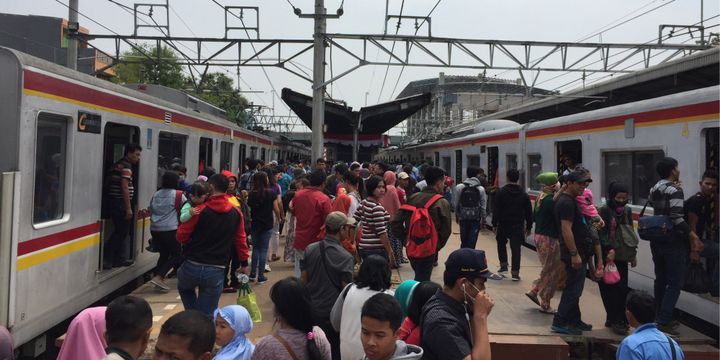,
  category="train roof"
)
[0,46,272,143]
